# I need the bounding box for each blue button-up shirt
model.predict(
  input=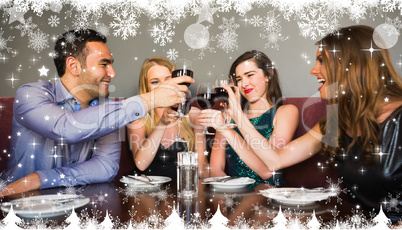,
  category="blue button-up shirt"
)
[1,79,146,189]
